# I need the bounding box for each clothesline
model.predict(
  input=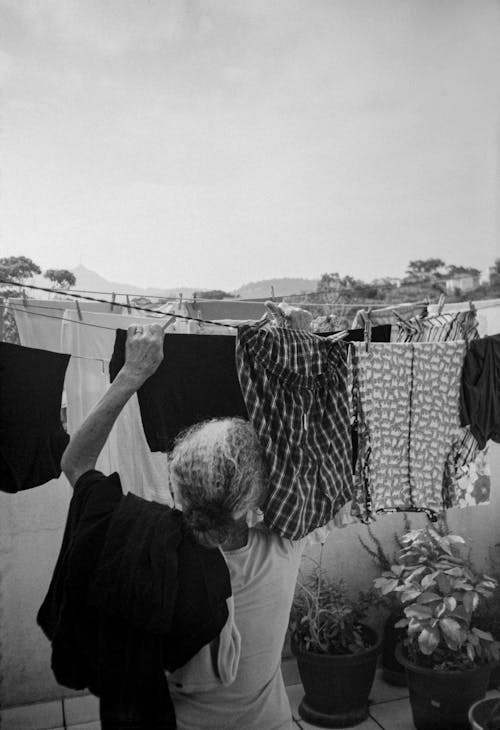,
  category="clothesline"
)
[0,279,234,329]
[279,300,431,309]
[39,287,178,299]
[0,279,438,308]
[8,305,133,333]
